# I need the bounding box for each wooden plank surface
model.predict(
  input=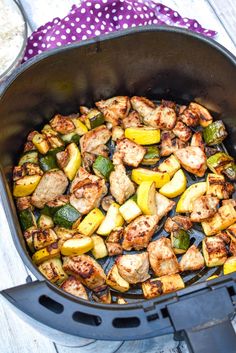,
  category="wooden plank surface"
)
[0,1,236,353]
